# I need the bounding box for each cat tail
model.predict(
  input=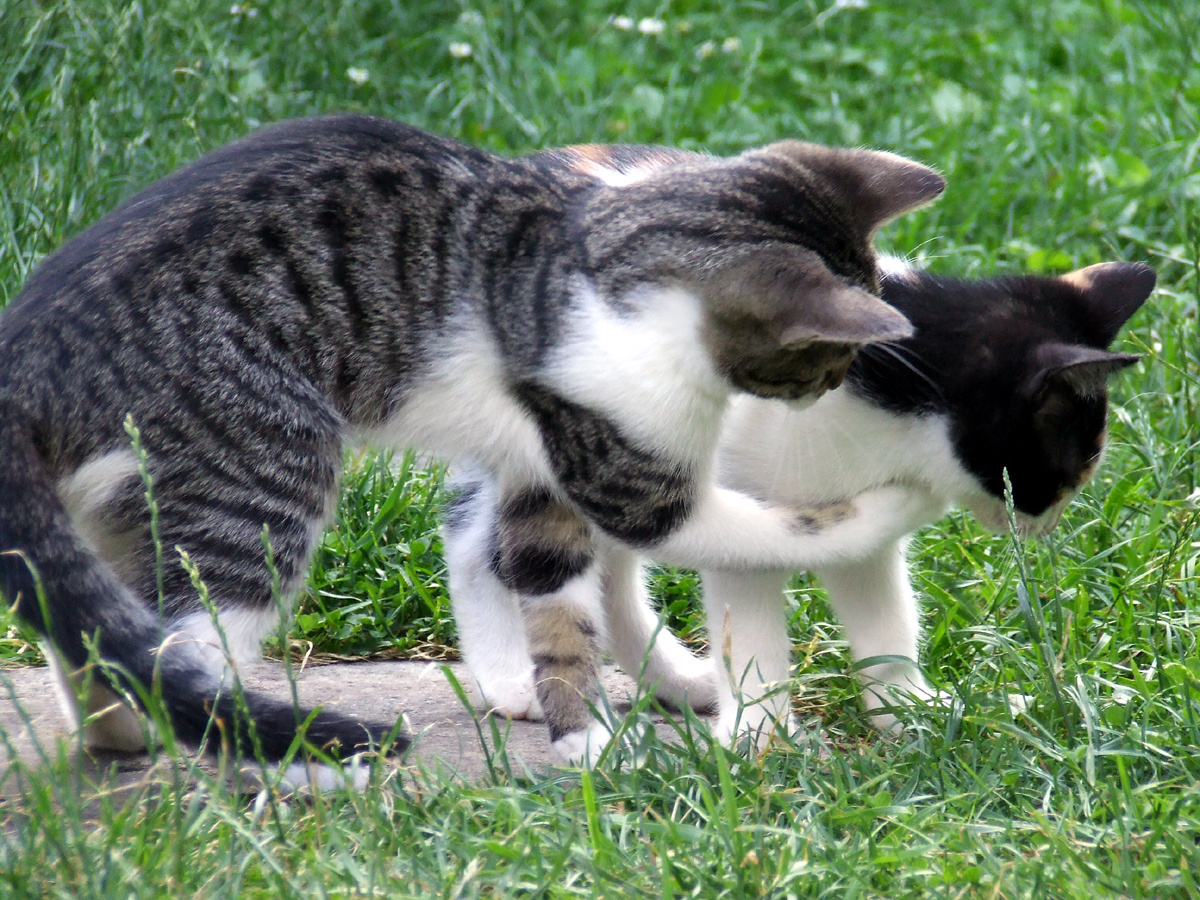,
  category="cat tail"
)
[0,414,406,765]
